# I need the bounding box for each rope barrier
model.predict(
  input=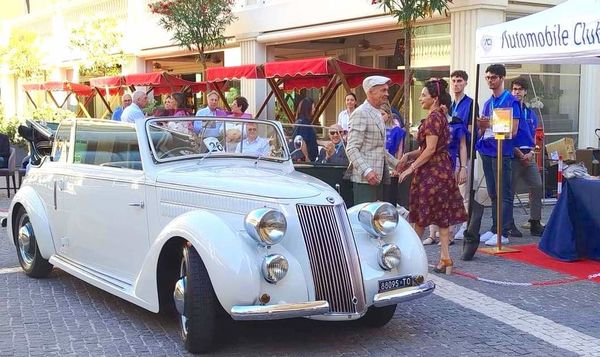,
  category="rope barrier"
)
[431,264,600,287]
